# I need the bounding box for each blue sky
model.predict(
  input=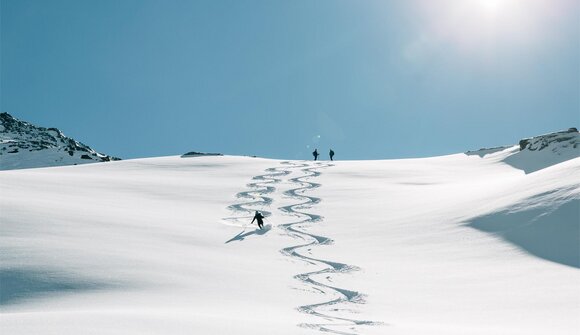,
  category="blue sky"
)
[1,0,578,160]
